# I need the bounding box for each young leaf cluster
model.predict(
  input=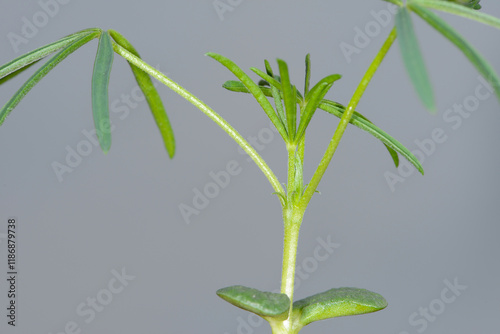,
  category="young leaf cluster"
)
[218,55,424,174]
[0,28,175,156]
